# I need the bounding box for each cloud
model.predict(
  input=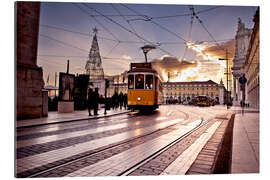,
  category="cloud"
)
[202,39,235,59]
[149,39,235,84]
[151,56,199,82]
